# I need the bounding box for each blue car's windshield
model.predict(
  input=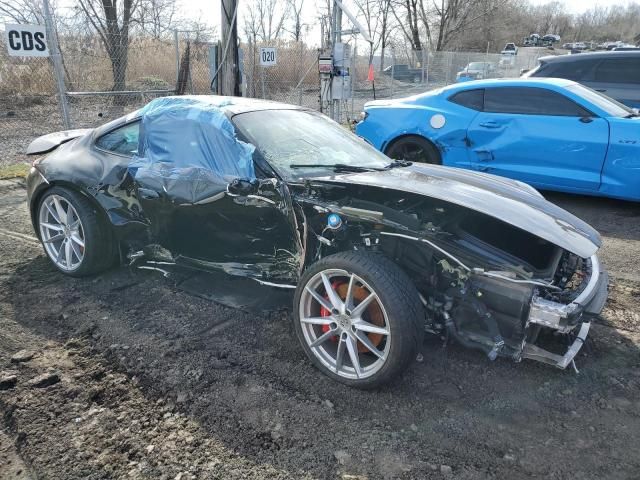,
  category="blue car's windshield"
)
[232,109,392,179]
[566,83,634,117]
